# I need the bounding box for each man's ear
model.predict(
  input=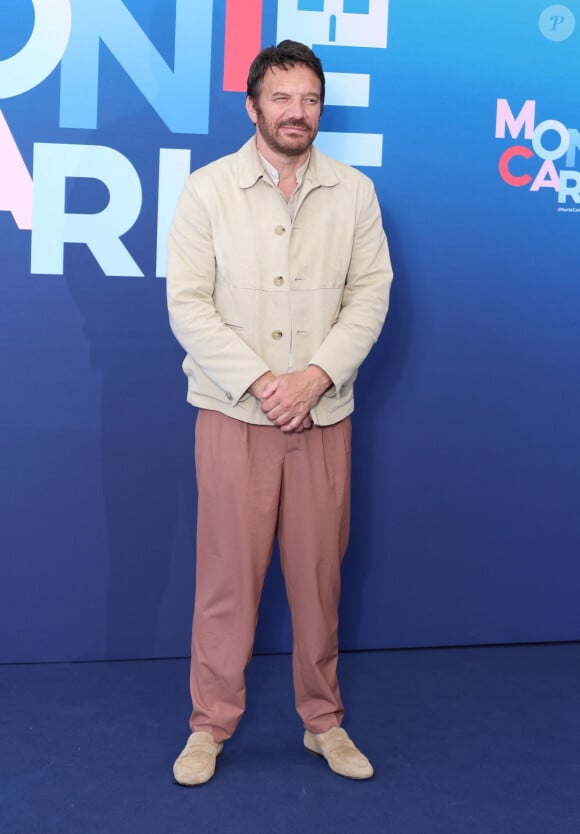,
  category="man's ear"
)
[246,96,258,124]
